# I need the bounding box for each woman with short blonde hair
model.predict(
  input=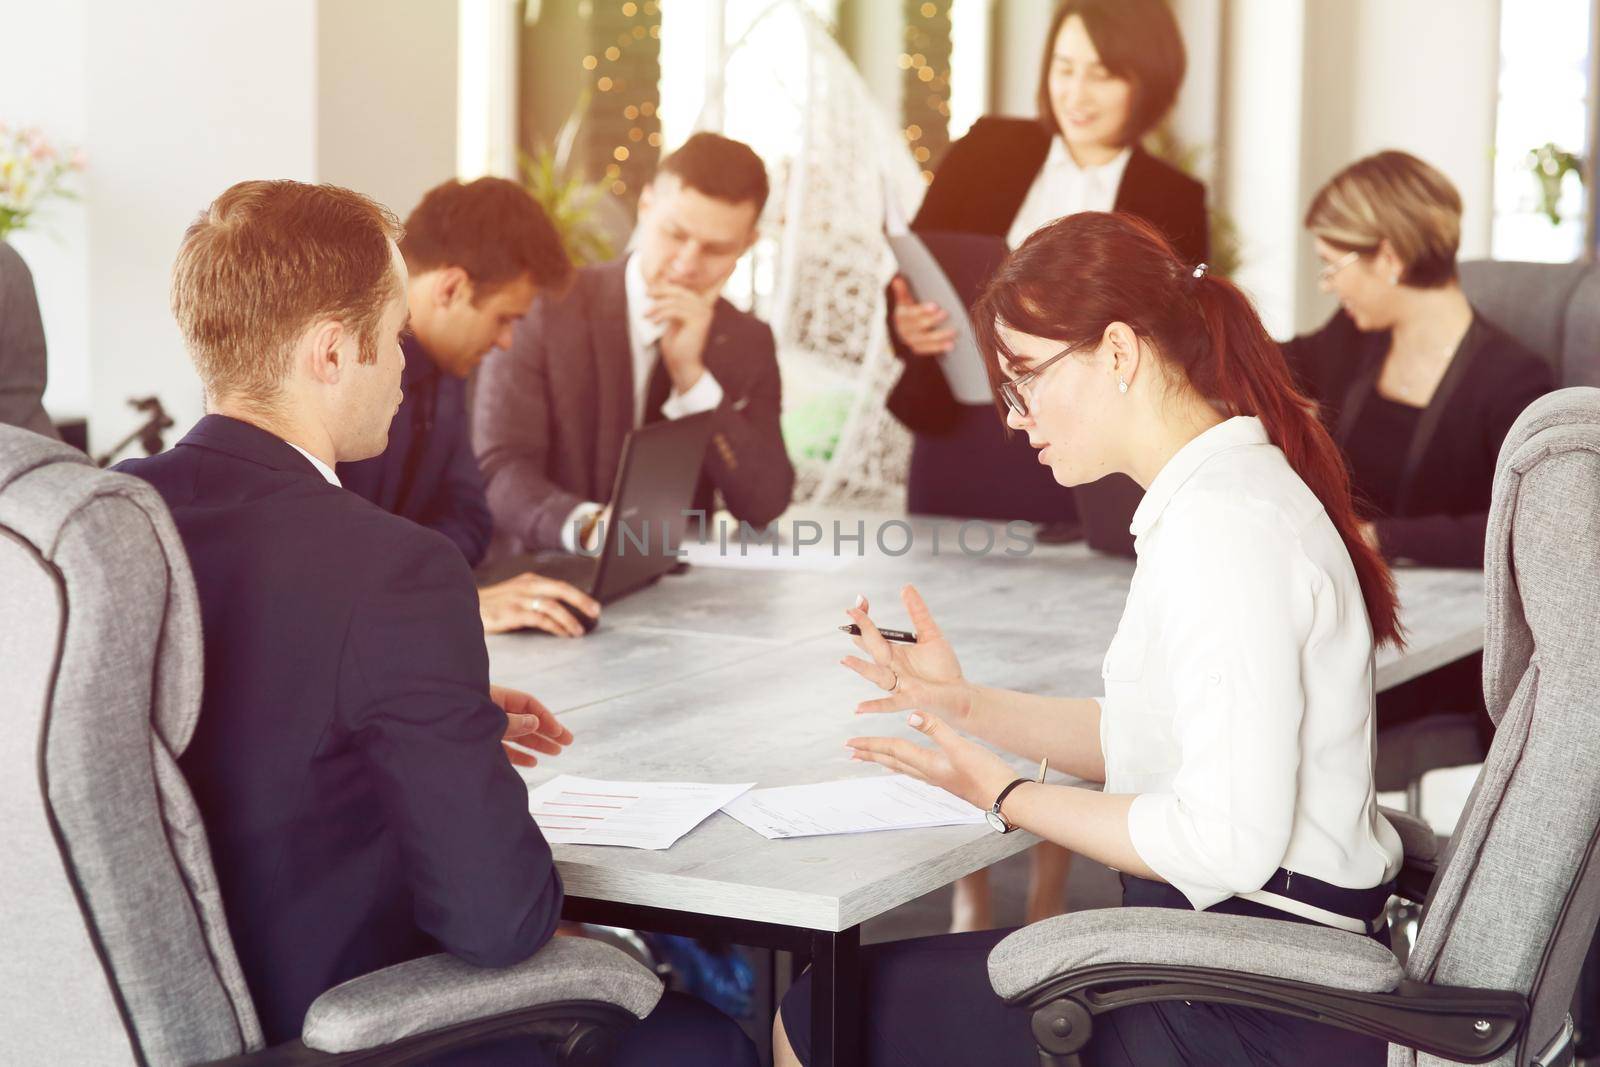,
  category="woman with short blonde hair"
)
[1286,149,1553,569]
